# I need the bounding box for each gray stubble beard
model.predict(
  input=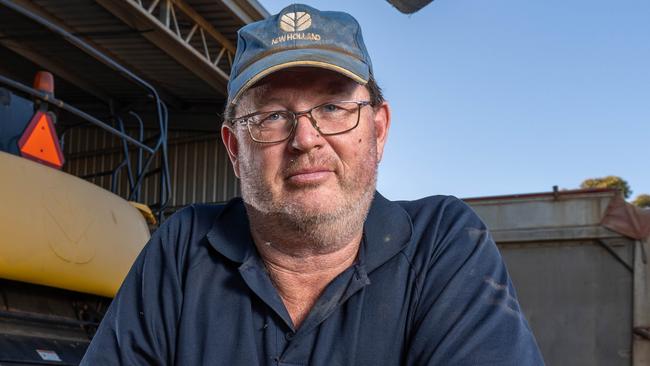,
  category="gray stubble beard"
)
[238,145,378,254]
